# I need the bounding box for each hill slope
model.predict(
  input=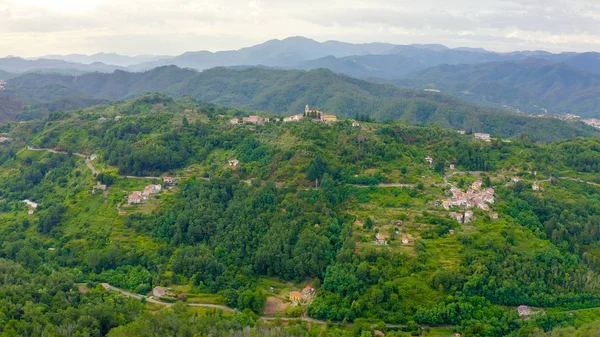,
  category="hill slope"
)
[3,98,600,335]
[394,60,600,117]
[4,66,598,141]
